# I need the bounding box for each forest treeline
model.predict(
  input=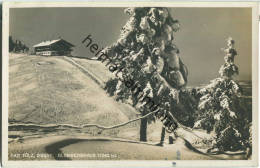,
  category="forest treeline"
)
[9,36,29,53]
